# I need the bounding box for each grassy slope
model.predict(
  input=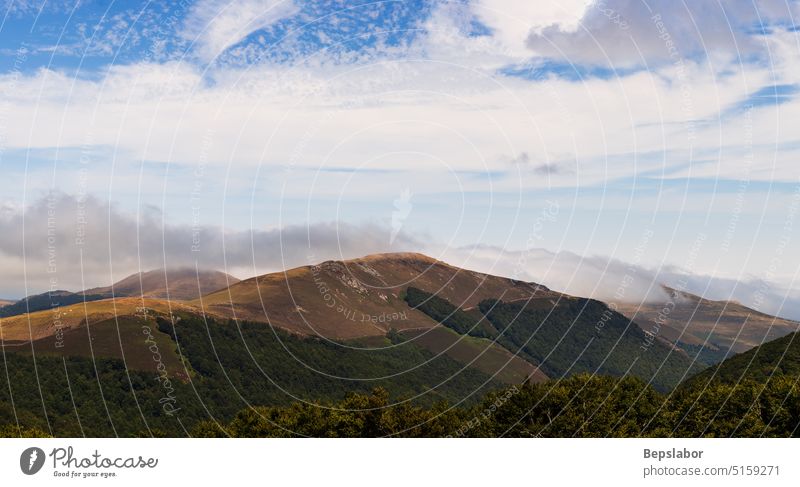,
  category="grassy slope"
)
[0,297,208,342]
[0,292,109,318]
[616,288,800,357]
